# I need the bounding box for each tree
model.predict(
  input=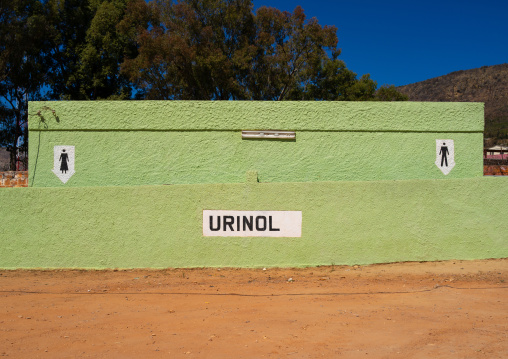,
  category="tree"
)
[121,0,258,100]
[120,1,403,101]
[375,84,409,101]
[1,0,138,169]
[294,58,377,100]
[46,0,135,100]
[0,0,55,170]
[248,5,339,100]
[1,0,408,169]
